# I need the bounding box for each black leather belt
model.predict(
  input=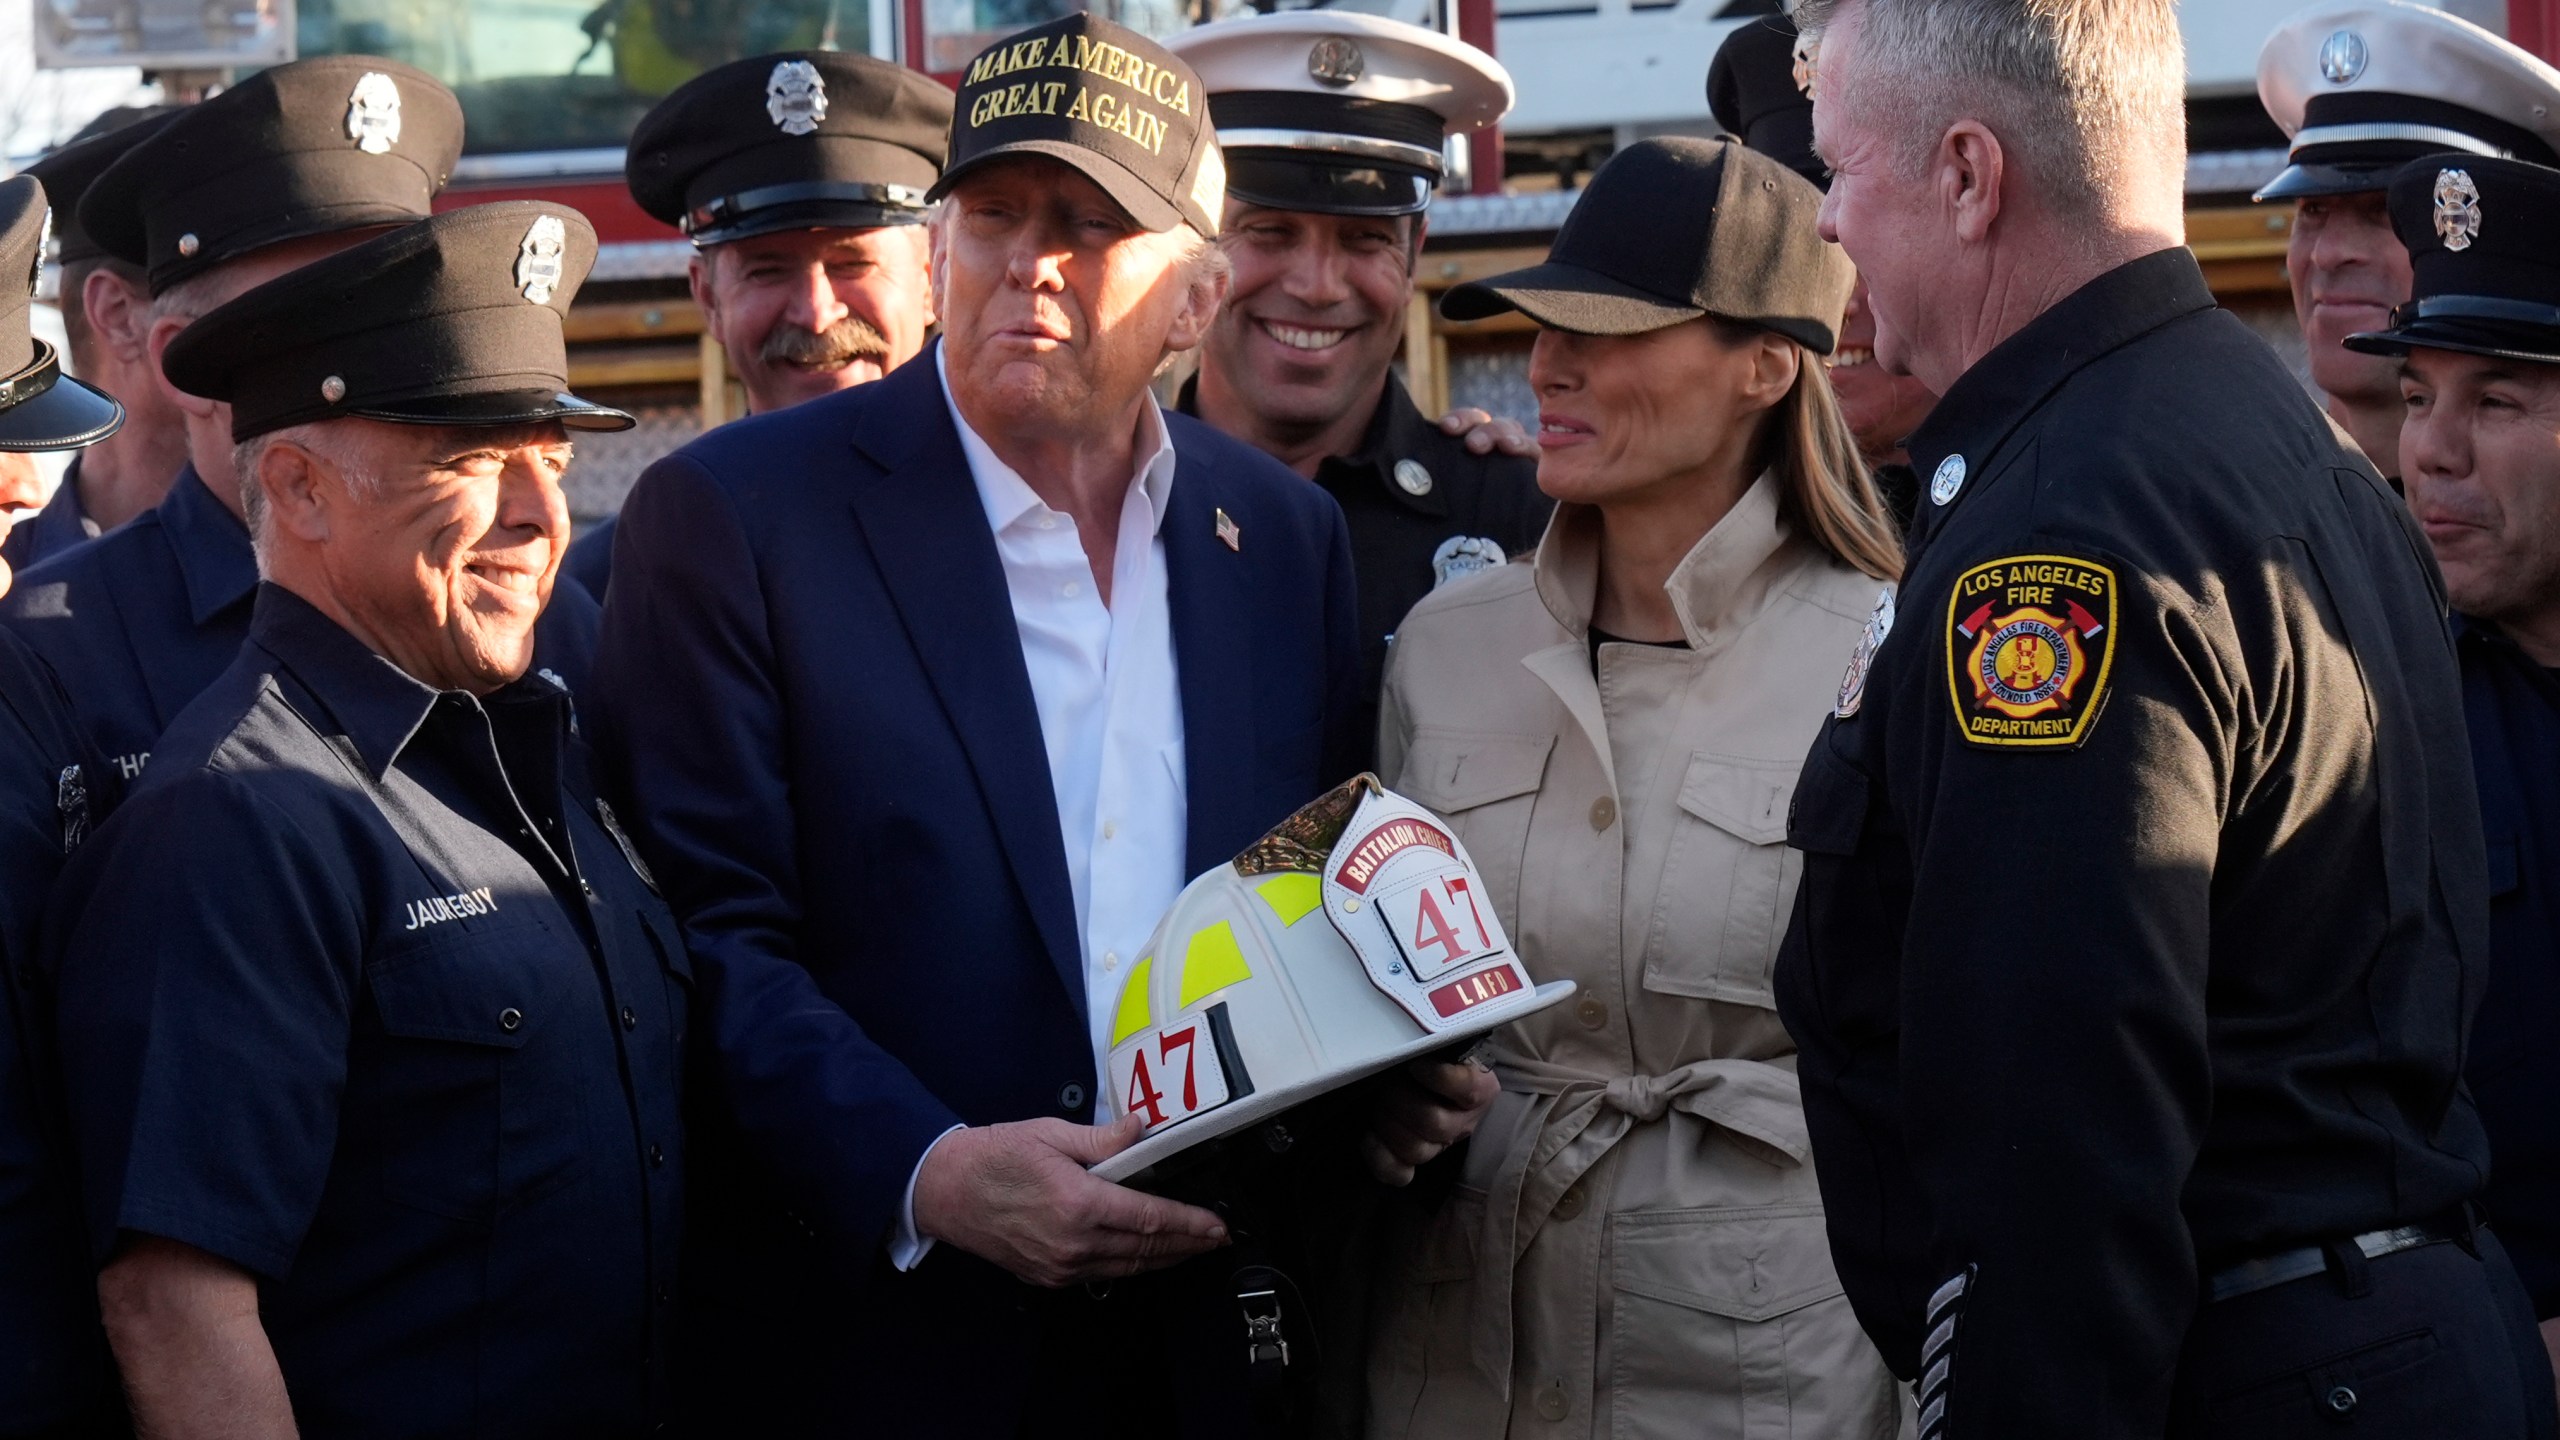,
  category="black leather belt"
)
[2205,1215,2469,1304]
